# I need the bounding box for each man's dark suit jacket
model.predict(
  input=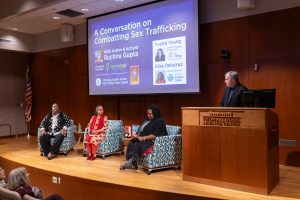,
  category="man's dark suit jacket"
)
[220,83,248,107]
